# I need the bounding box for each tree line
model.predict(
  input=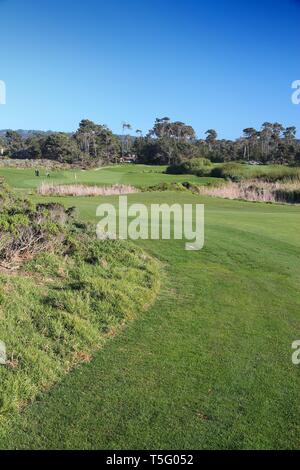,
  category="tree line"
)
[0,118,299,166]
[0,120,120,166]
